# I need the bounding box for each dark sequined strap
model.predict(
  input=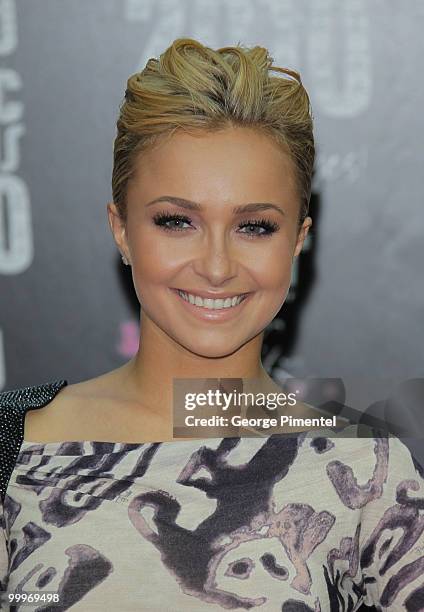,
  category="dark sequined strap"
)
[0,380,68,502]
